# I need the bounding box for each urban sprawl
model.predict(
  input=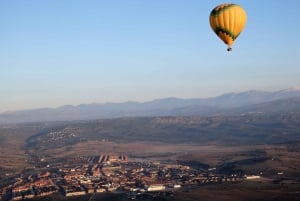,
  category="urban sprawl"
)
[0,154,260,200]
